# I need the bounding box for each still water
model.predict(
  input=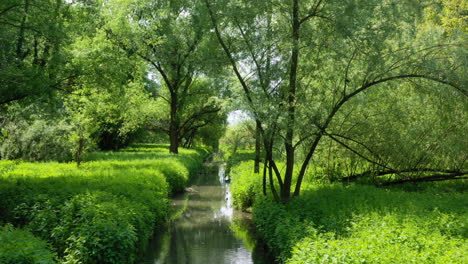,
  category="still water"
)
[141,163,274,264]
